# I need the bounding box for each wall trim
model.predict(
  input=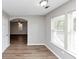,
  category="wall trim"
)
[45,44,61,59]
[27,43,61,59]
[27,43,45,45]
